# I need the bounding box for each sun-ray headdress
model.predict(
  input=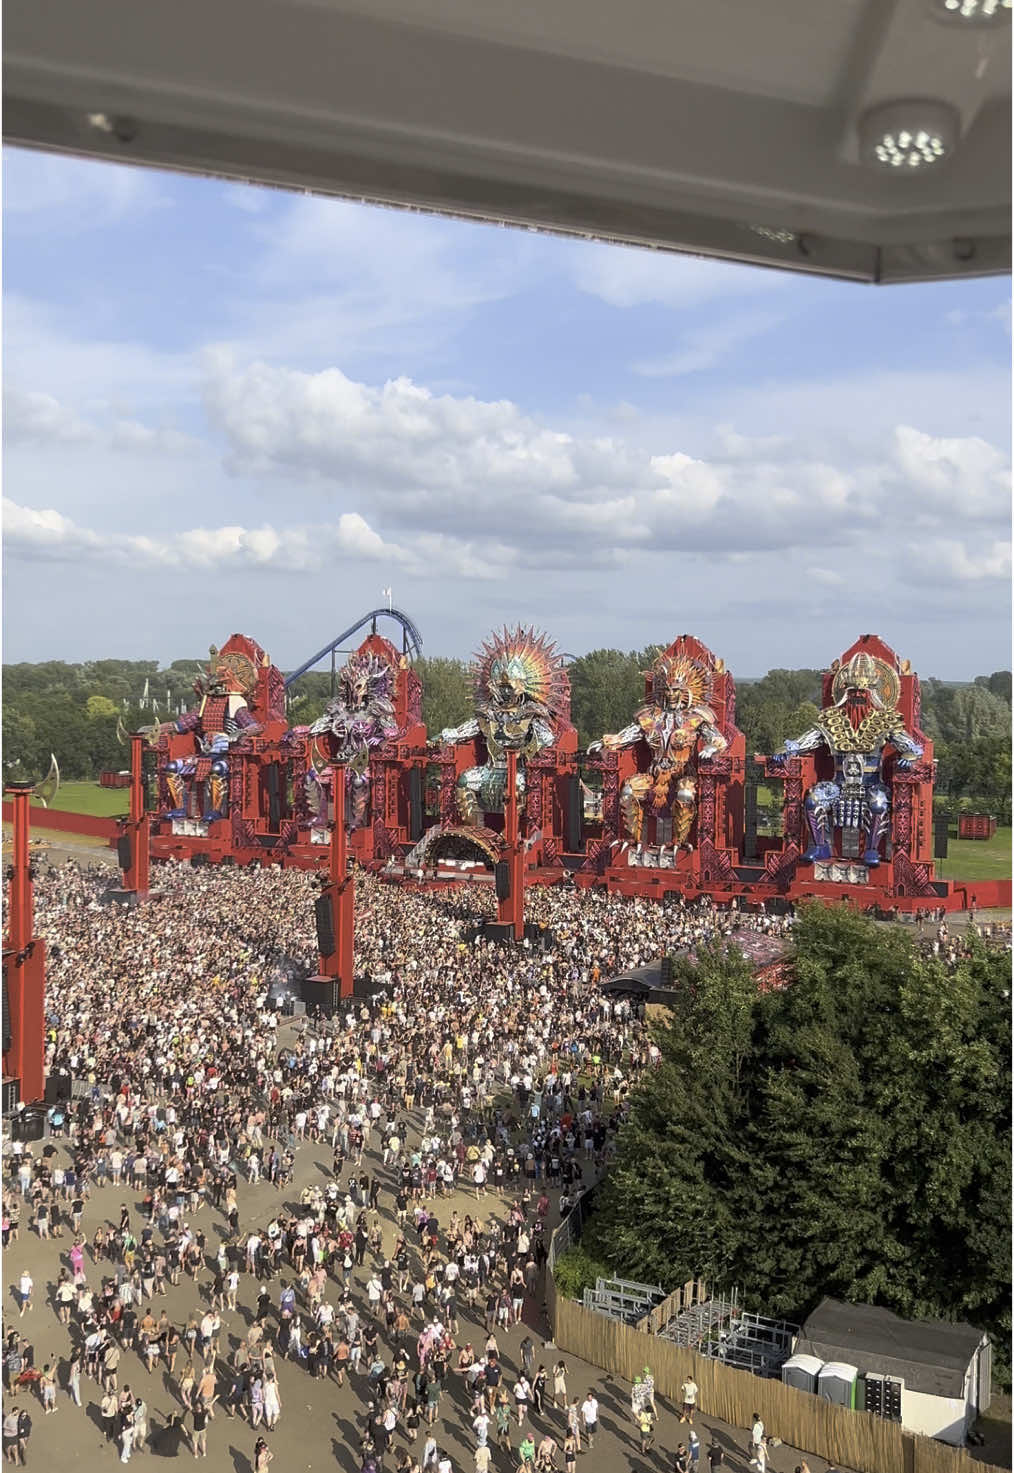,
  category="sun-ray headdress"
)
[474,625,569,721]
[649,650,712,708]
